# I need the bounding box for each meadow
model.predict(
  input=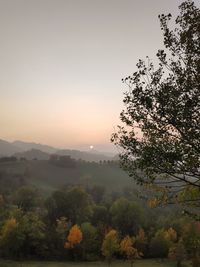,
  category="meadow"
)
[0,260,191,267]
